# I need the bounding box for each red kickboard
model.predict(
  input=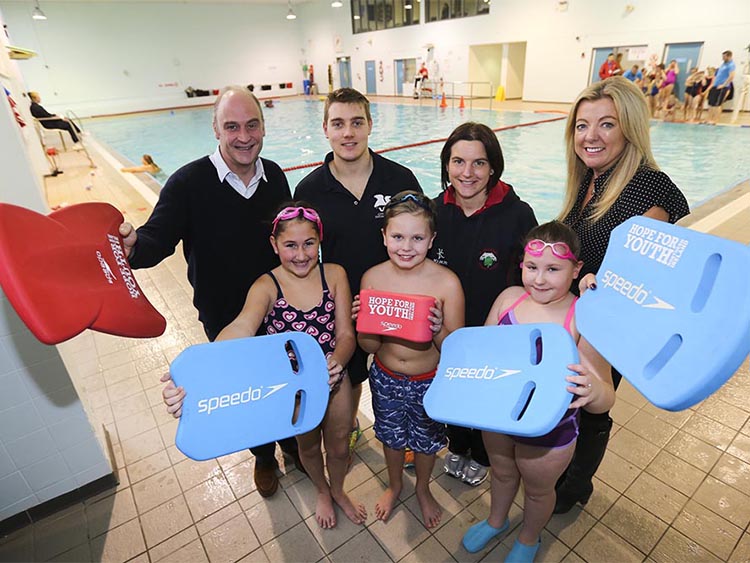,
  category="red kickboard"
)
[0,202,166,344]
[357,289,434,343]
